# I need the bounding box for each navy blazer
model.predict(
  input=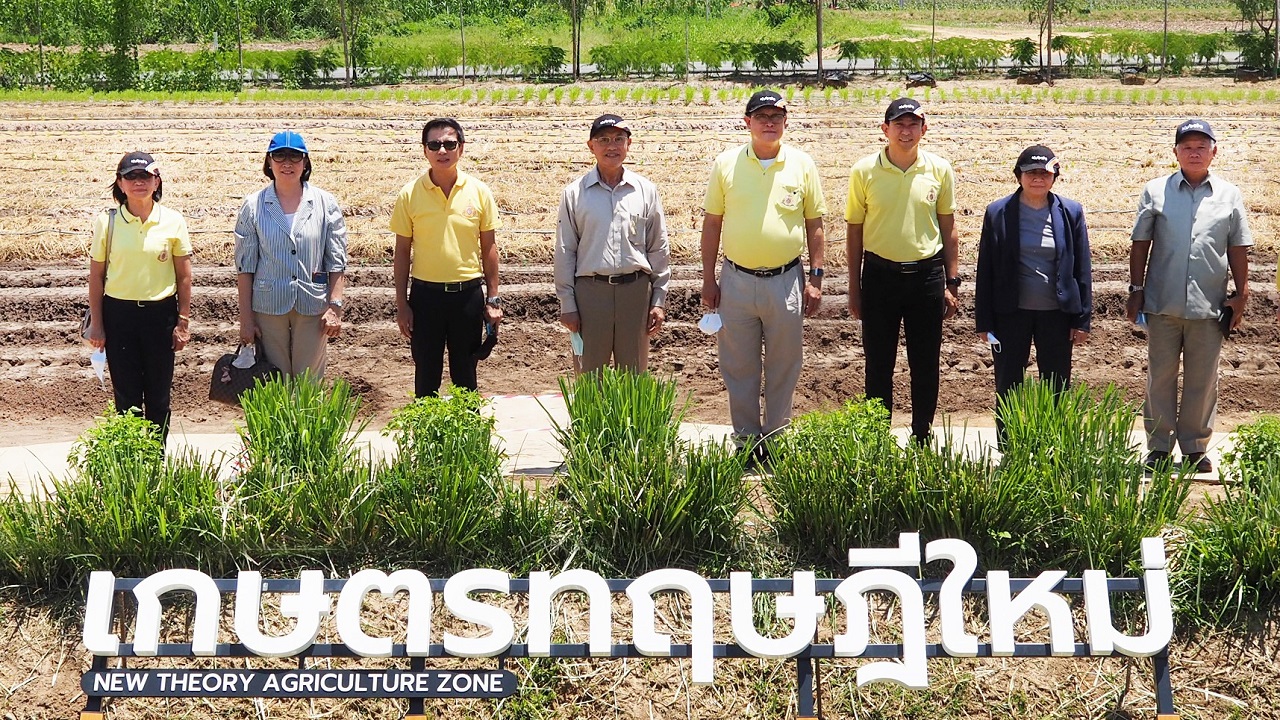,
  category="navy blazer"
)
[975,188,1093,334]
